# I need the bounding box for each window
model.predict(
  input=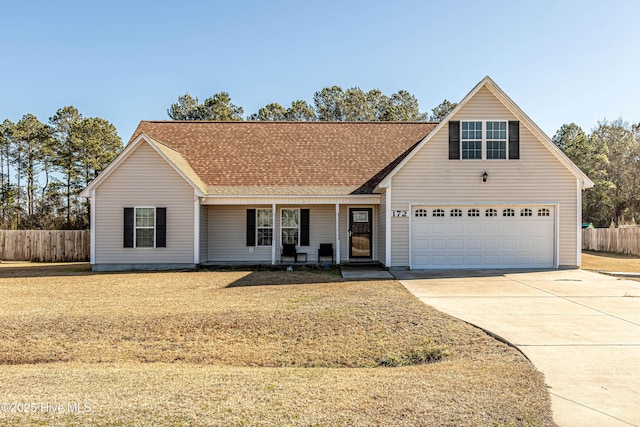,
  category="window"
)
[124,207,165,249]
[257,209,273,246]
[486,121,507,159]
[485,208,497,217]
[461,121,482,159]
[281,209,299,245]
[433,209,445,217]
[135,207,155,247]
[461,121,508,160]
[521,208,532,217]
[415,209,428,217]
[450,121,519,160]
[451,209,463,217]
[538,208,550,217]
[503,208,515,217]
[468,208,480,217]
